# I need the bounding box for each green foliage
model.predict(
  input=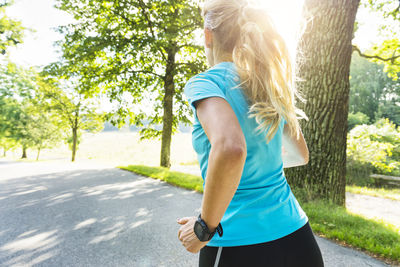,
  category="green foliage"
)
[65,131,81,150]
[0,1,24,55]
[28,109,64,155]
[348,112,370,131]
[349,53,399,124]
[0,62,41,154]
[368,38,400,80]
[358,0,400,80]
[346,158,375,186]
[0,60,104,160]
[347,118,400,175]
[364,0,400,23]
[52,0,206,138]
[375,98,400,127]
[36,75,105,161]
